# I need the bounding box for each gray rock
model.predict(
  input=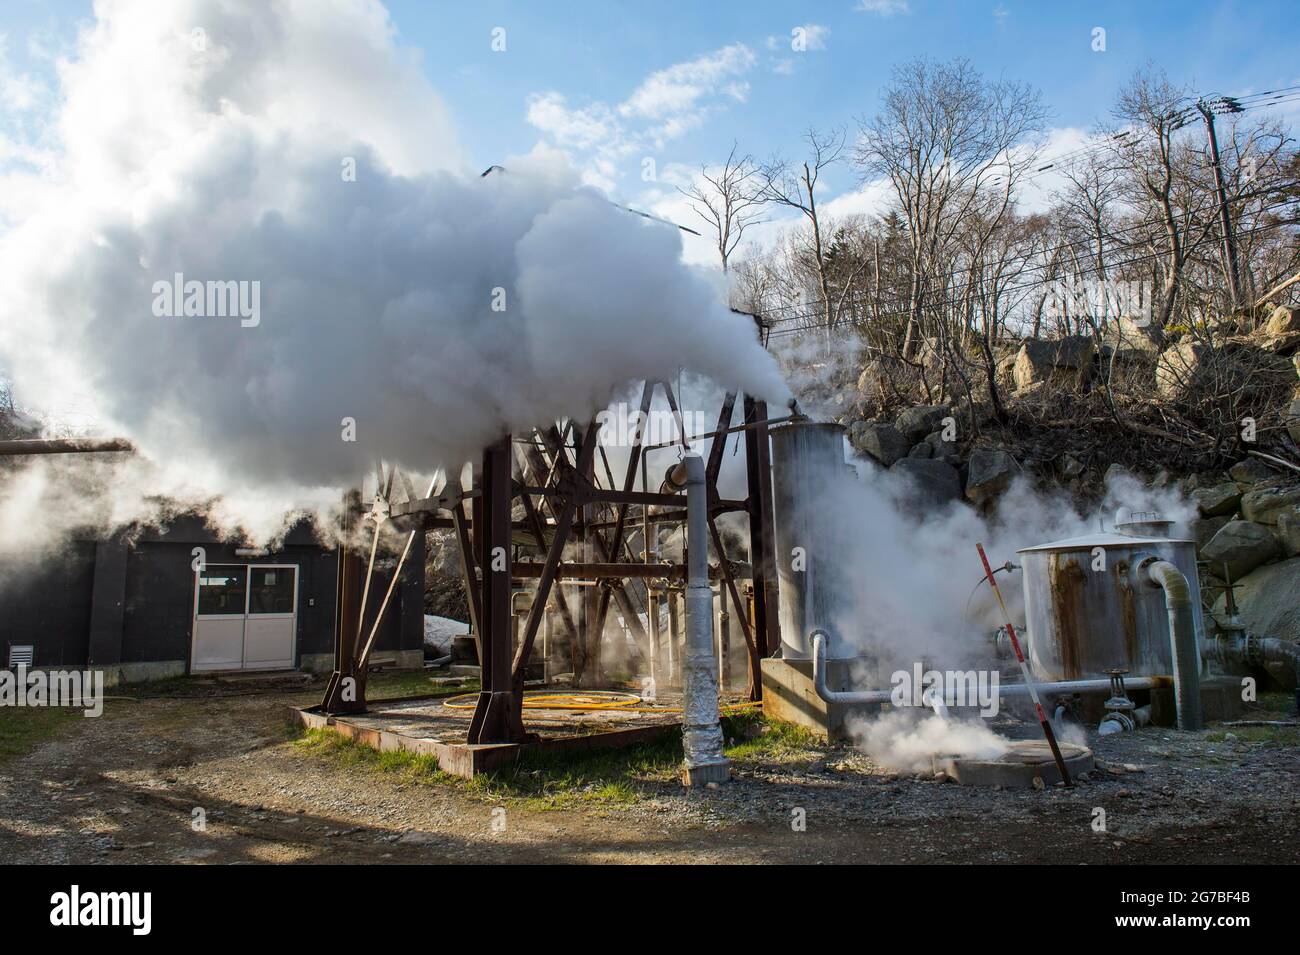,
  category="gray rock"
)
[1154,339,1209,399]
[1288,394,1300,445]
[848,421,910,467]
[1191,483,1242,517]
[1277,508,1300,557]
[924,429,961,463]
[1211,558,1300,685]
[965,448,1018,506]
[894,404,951,442]
[907,441,934,459]
[889,458,962,511]
[1013,337,1096,390]
[1201,520,1281,580]
[1228,458,1277,485]
[1058,453,1085,478]
[1258,304,1300,352]
[1240,485,1300,525]
[1190,515,1231,550]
